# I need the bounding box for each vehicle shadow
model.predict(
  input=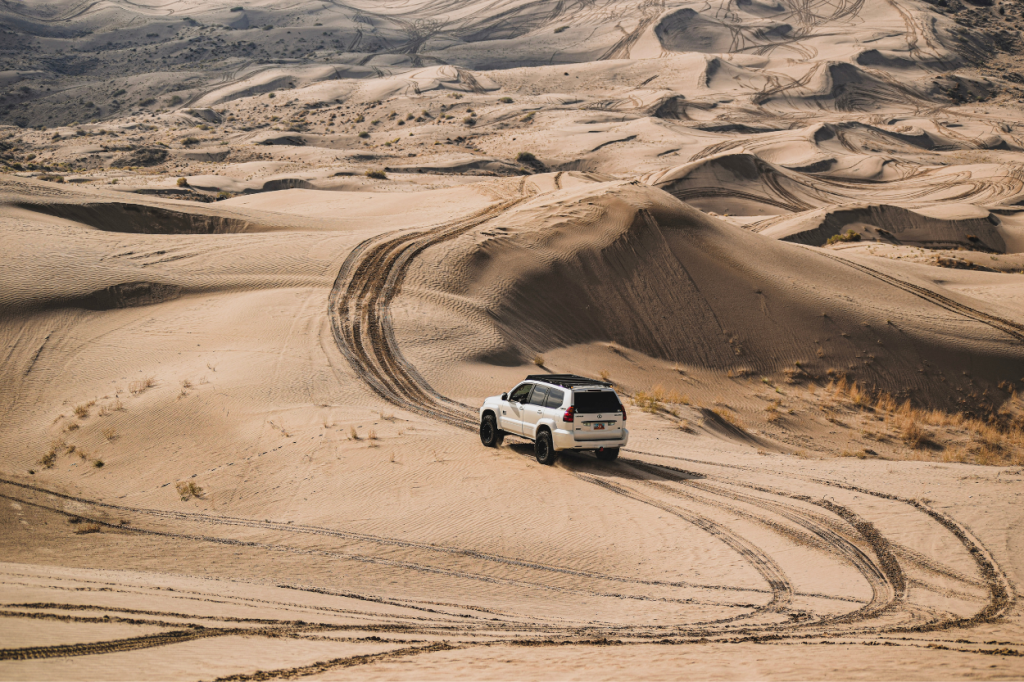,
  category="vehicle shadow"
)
[499,437,705,481]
